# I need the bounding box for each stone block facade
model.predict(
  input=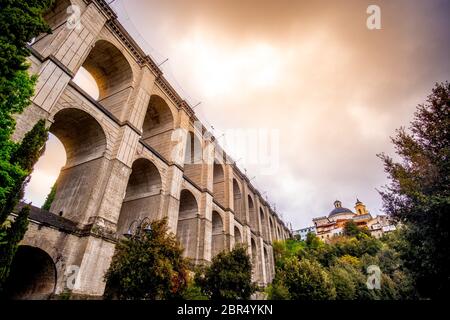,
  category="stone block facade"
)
[10,0,291,298]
